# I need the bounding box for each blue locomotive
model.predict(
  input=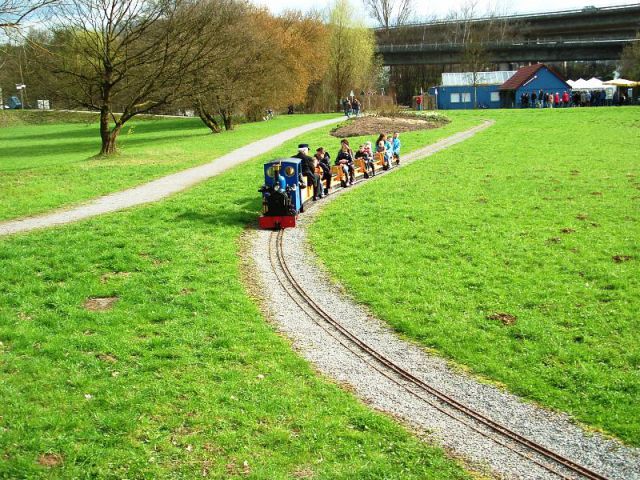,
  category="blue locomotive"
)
[258,158,305,229]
